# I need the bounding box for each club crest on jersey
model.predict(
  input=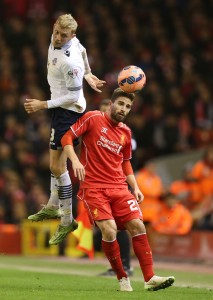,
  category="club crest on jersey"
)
[120,134,126,145]
[65,50,70,57]
[93,208,98,218]
[68,68,78,78]
[52,58,57,65]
